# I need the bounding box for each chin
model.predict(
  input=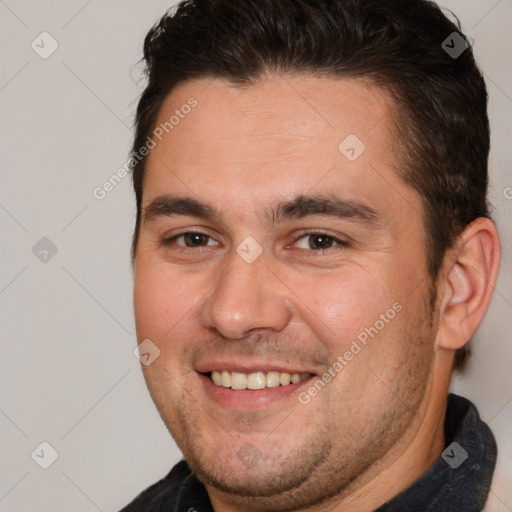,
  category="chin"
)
[182,429,333,499]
